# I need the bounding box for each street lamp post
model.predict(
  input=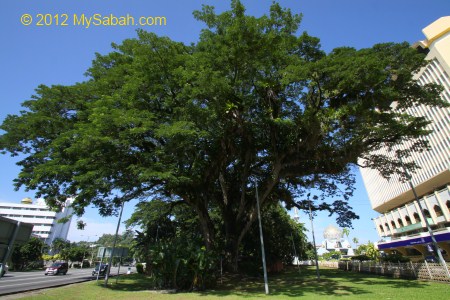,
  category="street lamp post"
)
[80,235,90,269]
[105,201,125,286]
[90,244,98,266]
[255,179,269,295]
[80,235,98,268]
[308,198,320,281]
